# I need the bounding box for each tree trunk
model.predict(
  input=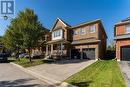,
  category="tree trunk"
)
[17,47,20,61]
[28,47,32,62]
